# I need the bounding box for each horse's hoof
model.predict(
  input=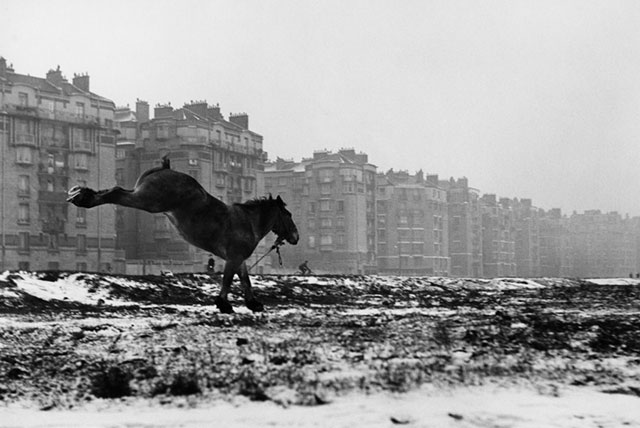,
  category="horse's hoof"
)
[66,186,83,201]
[215,296,234,314]
[246,299,264,312]
[66,186,94,207]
